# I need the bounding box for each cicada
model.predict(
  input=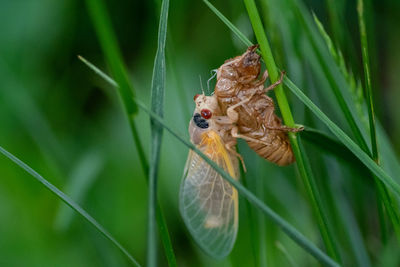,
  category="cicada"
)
[180,93,241,258]
[180,46,302,258]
